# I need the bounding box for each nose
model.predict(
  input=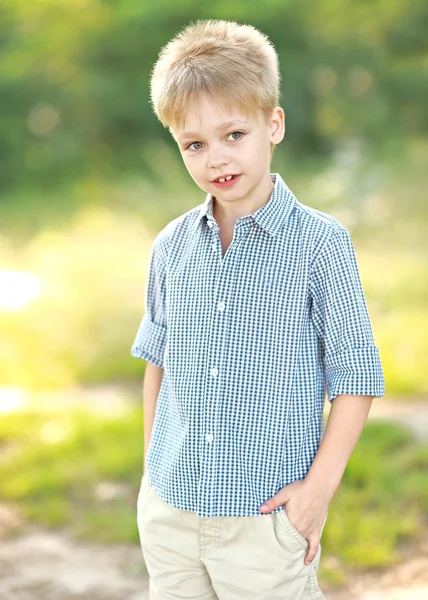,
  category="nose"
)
[207,143,229,170]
